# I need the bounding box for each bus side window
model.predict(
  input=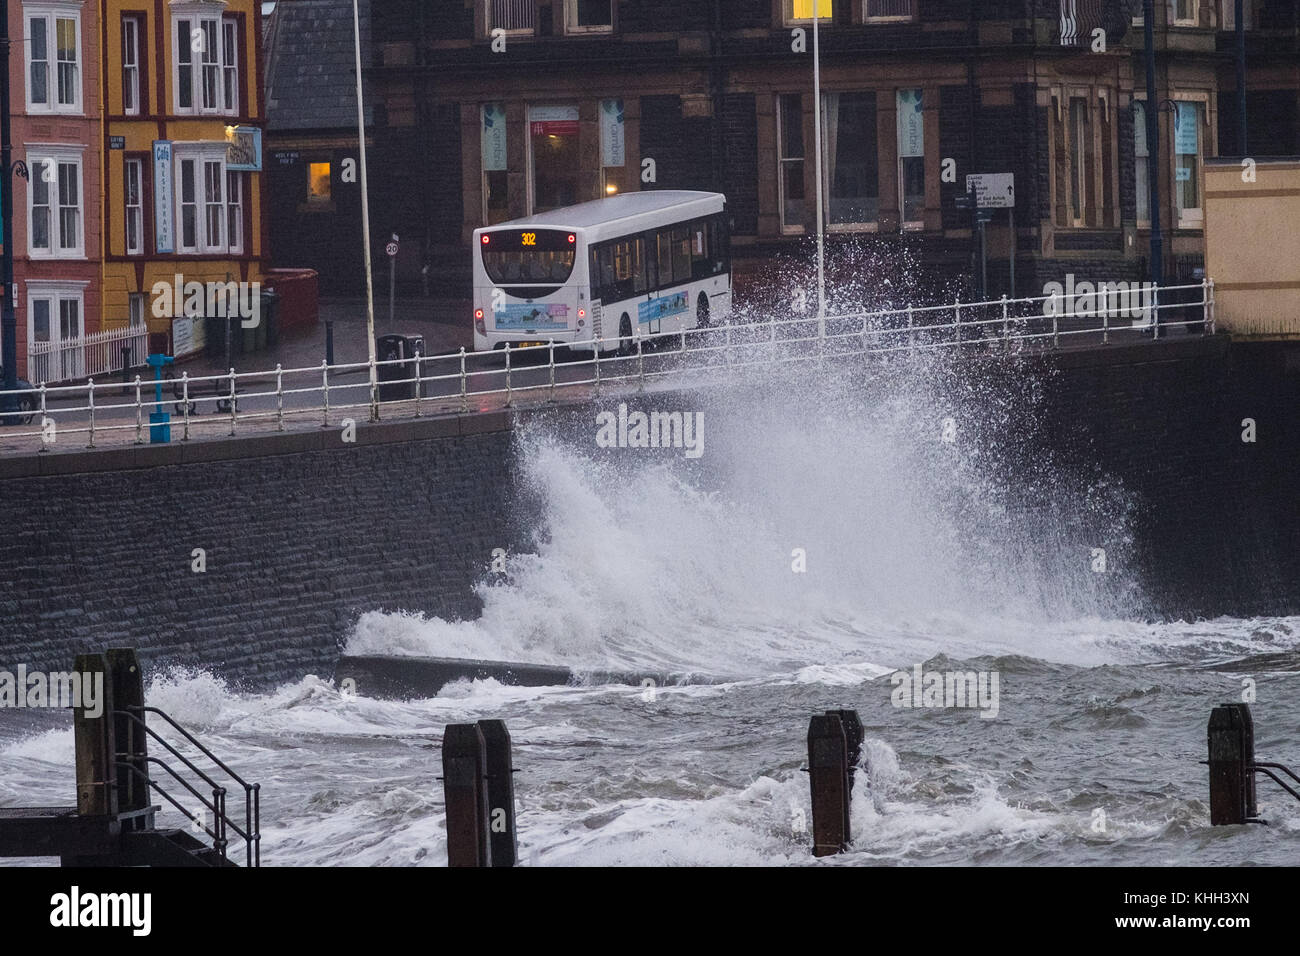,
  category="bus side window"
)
[633,237,647,295]
[644,232,658,291]
[672,227,691,284]
[657,230,674,288]
[691,220,709,280]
